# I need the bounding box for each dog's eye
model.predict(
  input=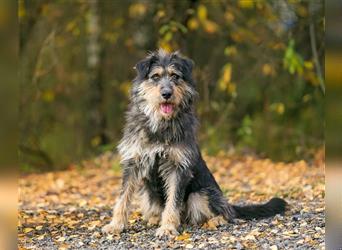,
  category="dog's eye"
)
[171,73,180,80]
[151,74,160,81]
